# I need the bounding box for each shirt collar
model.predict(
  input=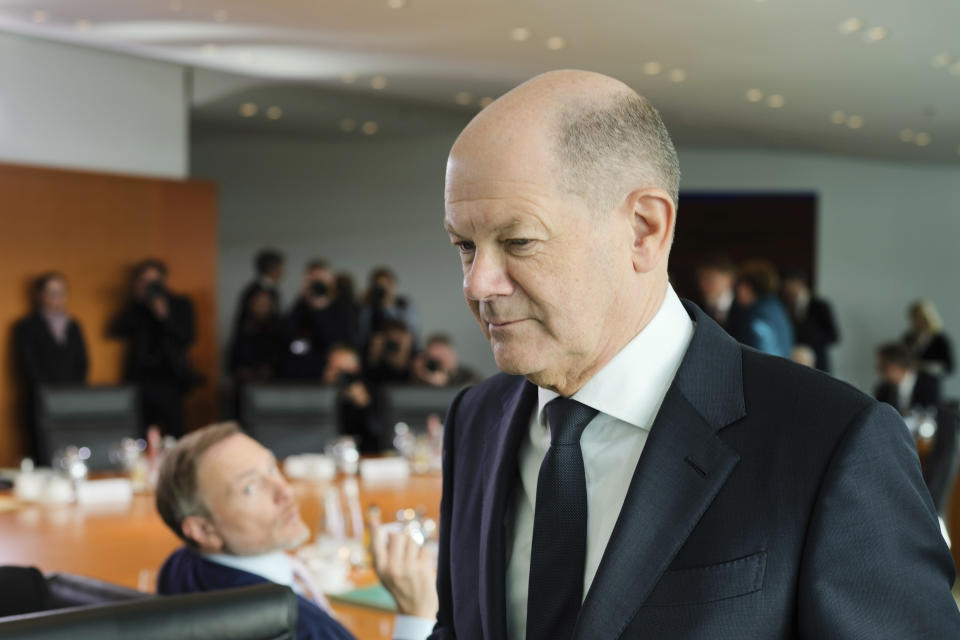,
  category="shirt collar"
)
[203,550,294,587]
[536,286,695,430]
